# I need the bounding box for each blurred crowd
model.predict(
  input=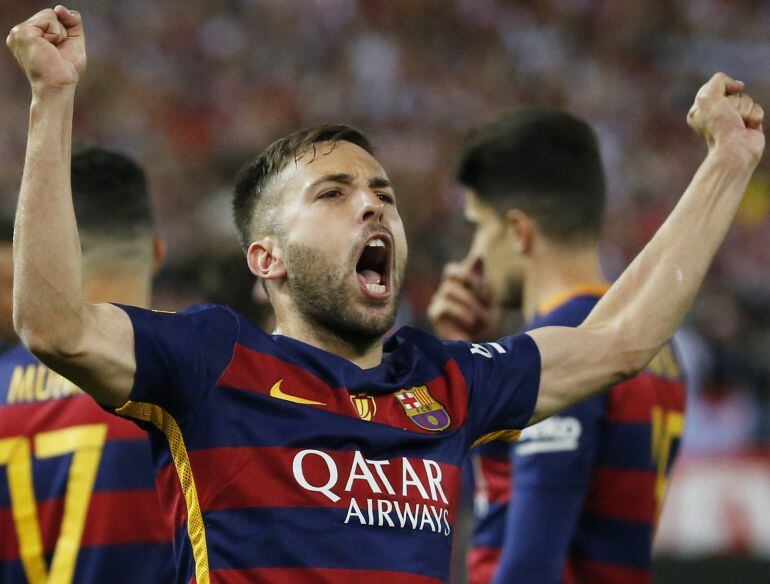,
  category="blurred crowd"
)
[1,0,768,447]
